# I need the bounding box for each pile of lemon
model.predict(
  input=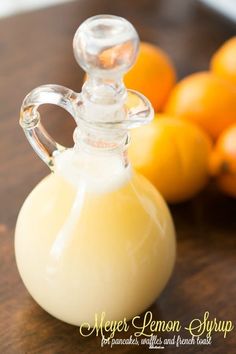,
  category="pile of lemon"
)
[126,38,236,203]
